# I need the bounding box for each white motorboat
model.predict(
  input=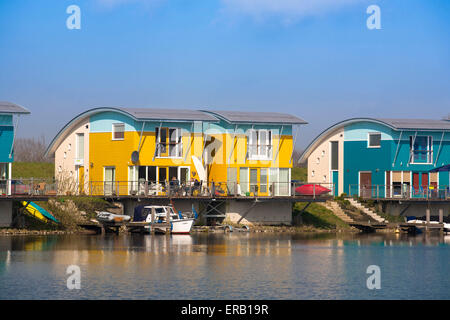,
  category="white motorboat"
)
[137,205,196,234]
[444,223,450,234]
[96,211,131,224]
